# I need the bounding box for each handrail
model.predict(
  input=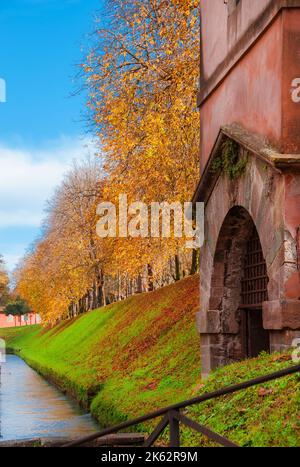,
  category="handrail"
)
[62,363,300,447]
